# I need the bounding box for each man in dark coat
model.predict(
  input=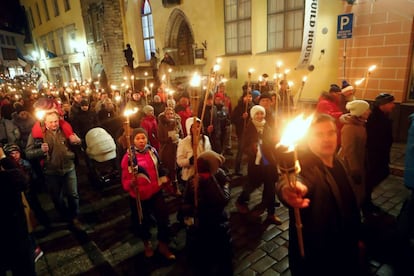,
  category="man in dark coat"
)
[364,93,395,213]
[198,93,222,154]
[71,99,99,147]
[276,113,363,276]
[230,88,253,175]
